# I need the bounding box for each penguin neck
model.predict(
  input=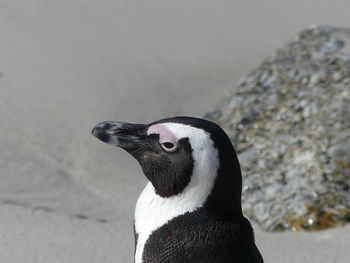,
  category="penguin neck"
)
[135,153,243,233]
[135,169,217,235]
